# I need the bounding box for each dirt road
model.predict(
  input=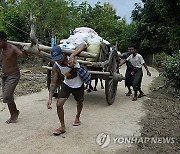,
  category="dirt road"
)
[0,66,159,154]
